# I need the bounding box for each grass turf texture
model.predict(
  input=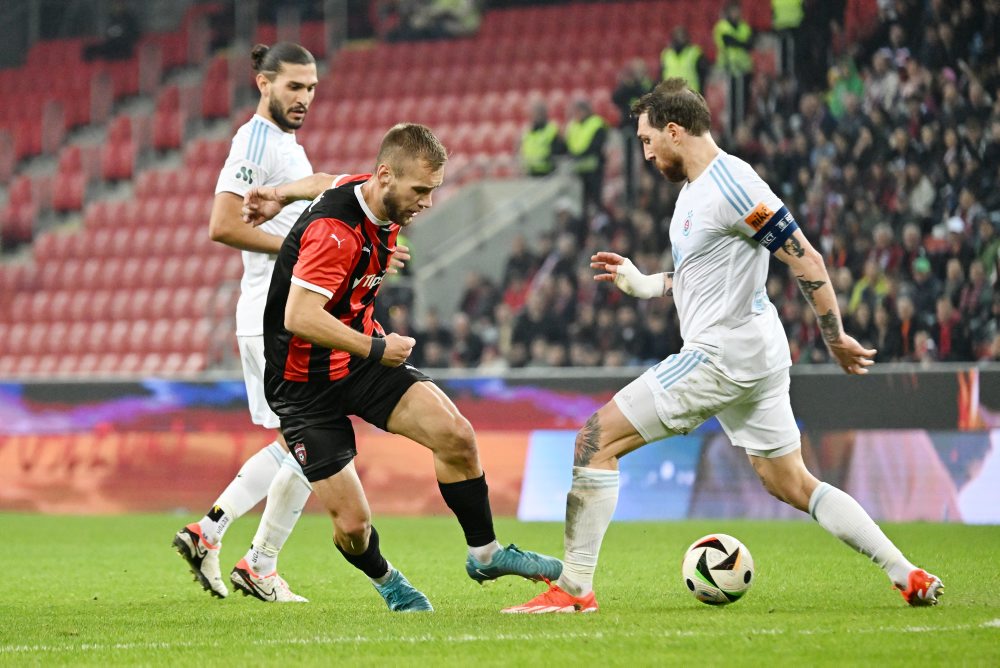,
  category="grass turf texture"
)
[1,514,998,666]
